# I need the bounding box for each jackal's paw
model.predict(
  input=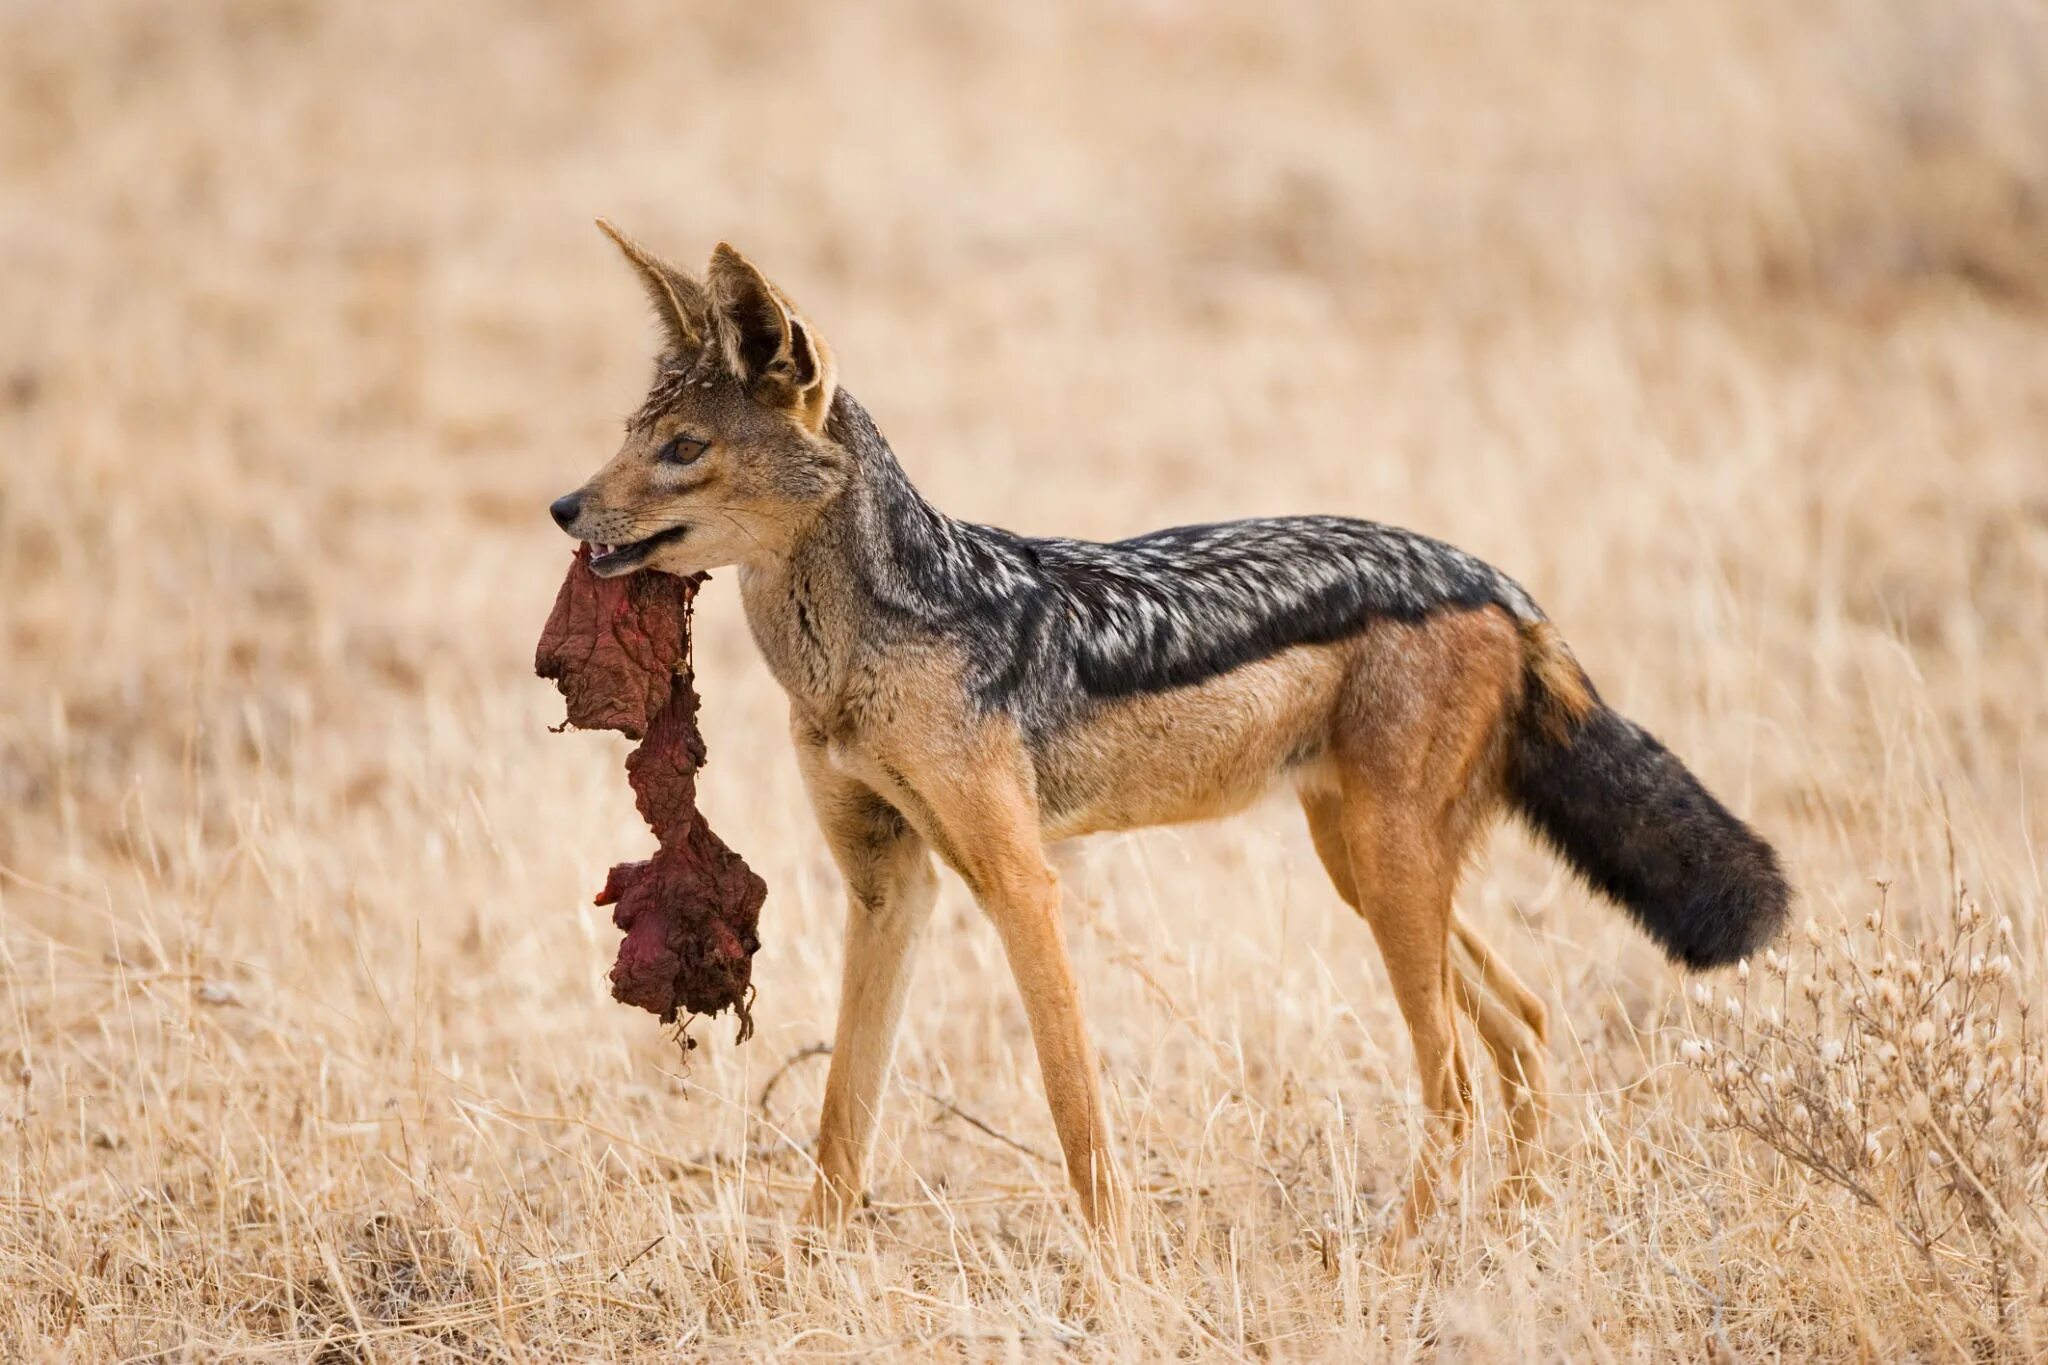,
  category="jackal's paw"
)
[797,1179,865,1237]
